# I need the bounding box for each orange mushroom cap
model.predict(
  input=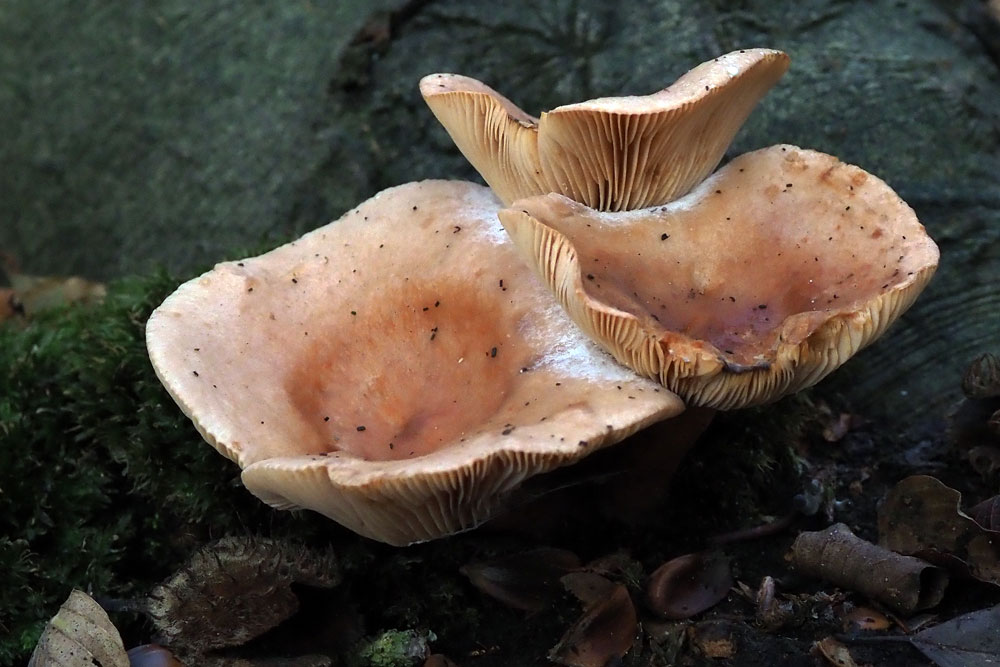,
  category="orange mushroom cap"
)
[420,49,789,211]
[146,180,683,545]
[498,145,940,409]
